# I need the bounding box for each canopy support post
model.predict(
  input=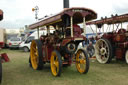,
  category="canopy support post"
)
[70,16,73,37]
[96,25,98,37]
[121,22,123,28]
[102,24,104,33]
[37,27,39,39]
[47,26,50,36]
[127,25,128,31]
[113,23,114,31]
[83,17,86,37]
